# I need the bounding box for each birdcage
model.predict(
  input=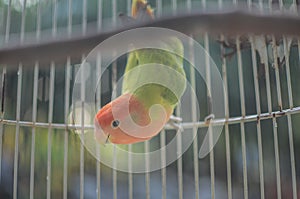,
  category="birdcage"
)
[0,0,299,199]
